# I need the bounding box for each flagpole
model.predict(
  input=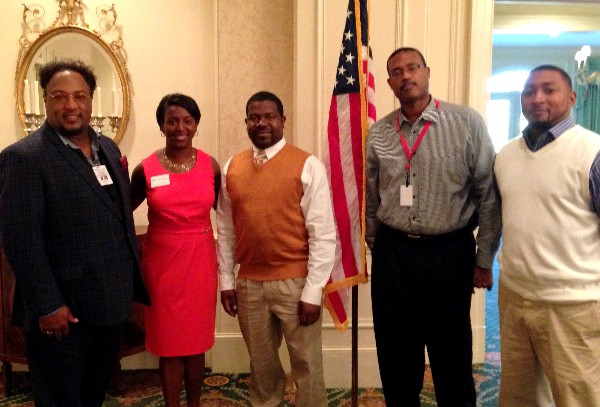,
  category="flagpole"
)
[352,284,359,407]
[354,0,366,403]
[323,1,375,404]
